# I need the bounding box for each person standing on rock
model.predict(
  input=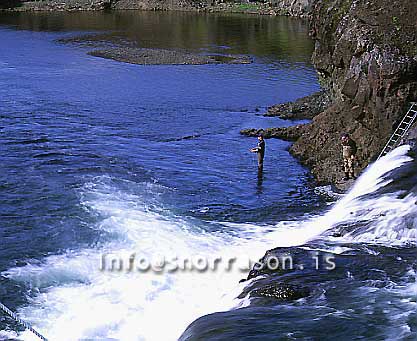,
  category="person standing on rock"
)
[341,133,357,180]
[250,134,266,170]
